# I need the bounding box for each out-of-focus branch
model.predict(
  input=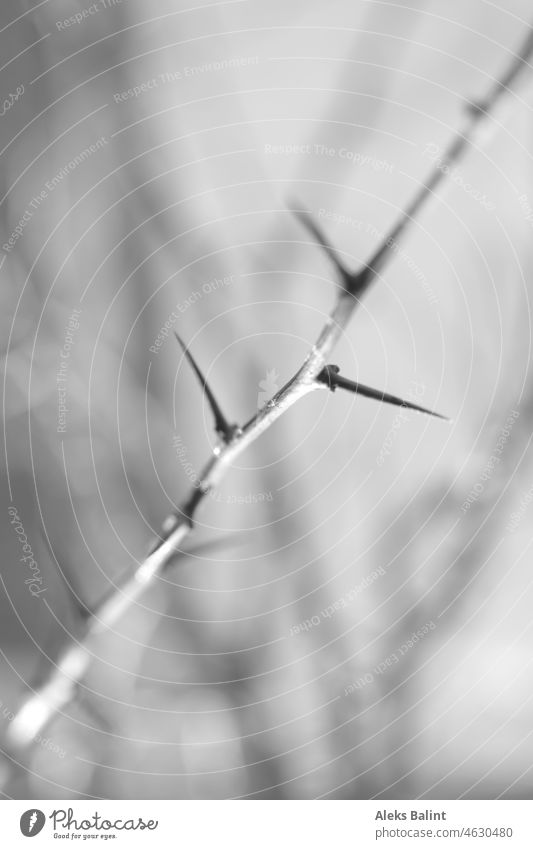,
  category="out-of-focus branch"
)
[8,22,533,751]
[354,24,533,299]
